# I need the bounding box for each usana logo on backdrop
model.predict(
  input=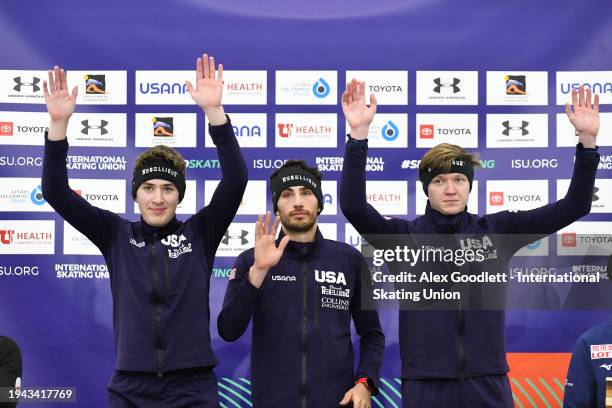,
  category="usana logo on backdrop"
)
[205,113,267,148]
